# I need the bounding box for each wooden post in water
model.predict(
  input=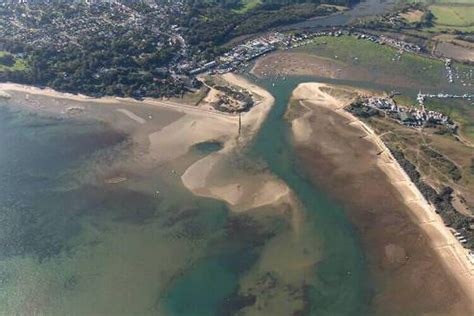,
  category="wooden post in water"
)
[238,112,242,136]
